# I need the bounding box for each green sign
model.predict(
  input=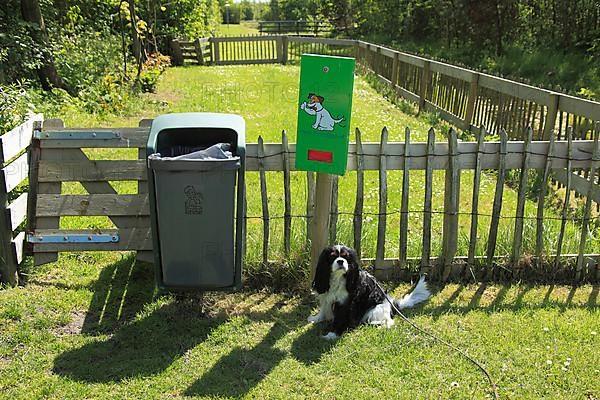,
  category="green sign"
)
[295,54,355,176]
